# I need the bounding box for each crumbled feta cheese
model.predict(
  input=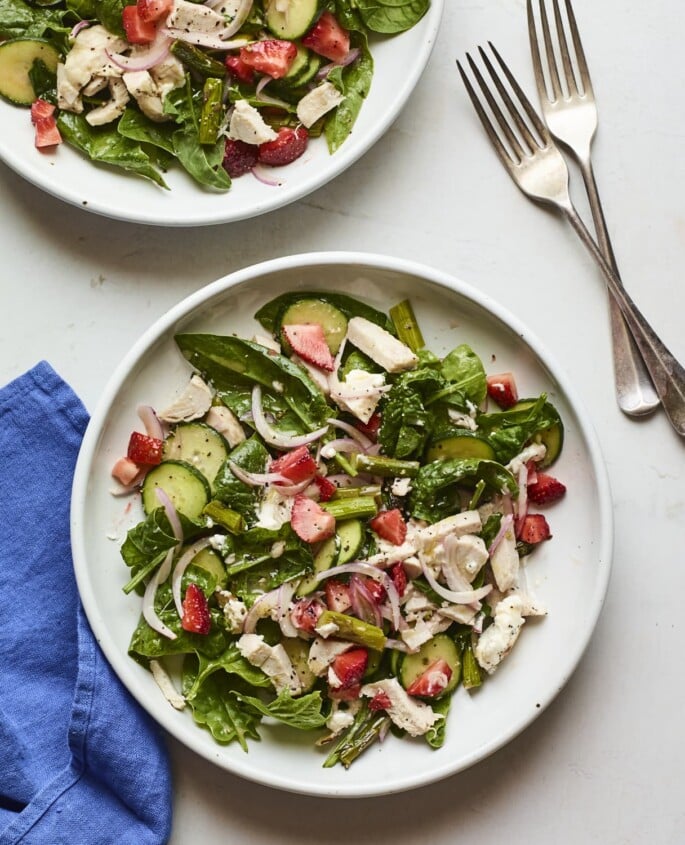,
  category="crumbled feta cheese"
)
[255,487,294,530]
[296,81,343,128]
[391,477,413,497]
[474,595,525,674]
[506,443,547,476]
[414,511,482,550]
[229,99,278,145]
[215,590,248,633]
[330,369,386,423]
[447,409,478,431]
